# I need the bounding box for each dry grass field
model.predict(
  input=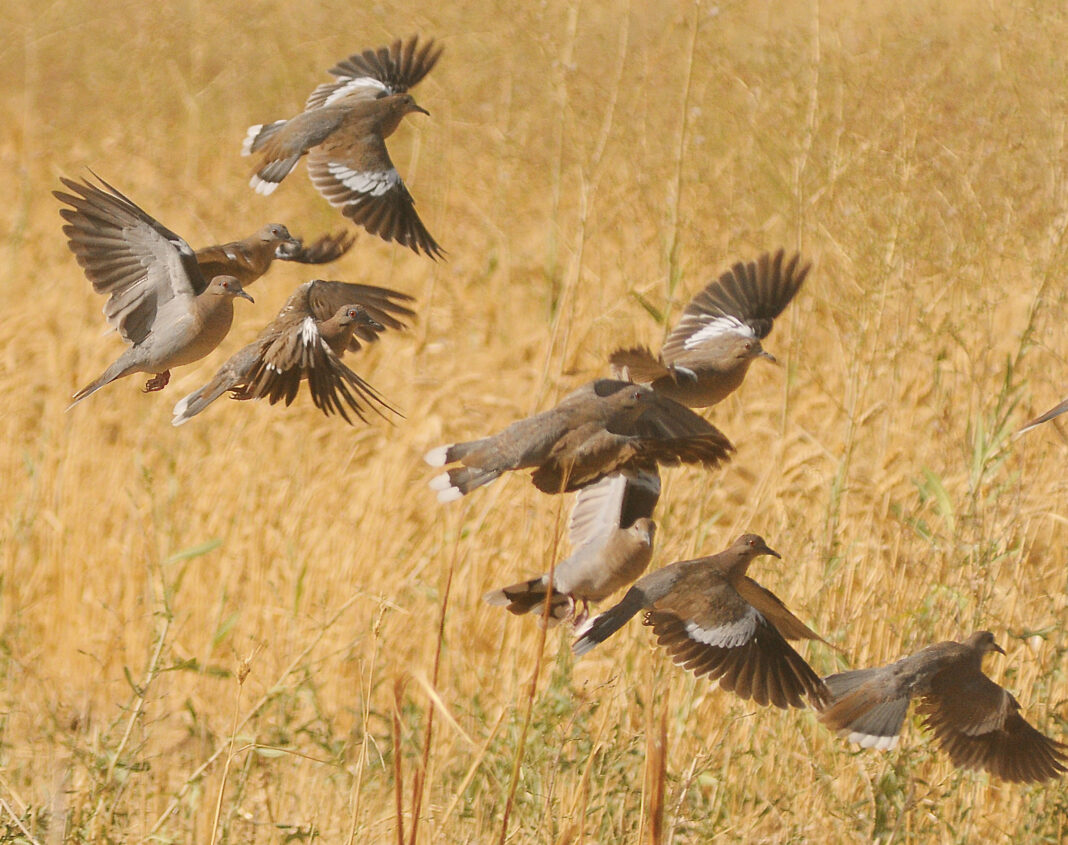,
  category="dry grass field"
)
[2,0,1068,841]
